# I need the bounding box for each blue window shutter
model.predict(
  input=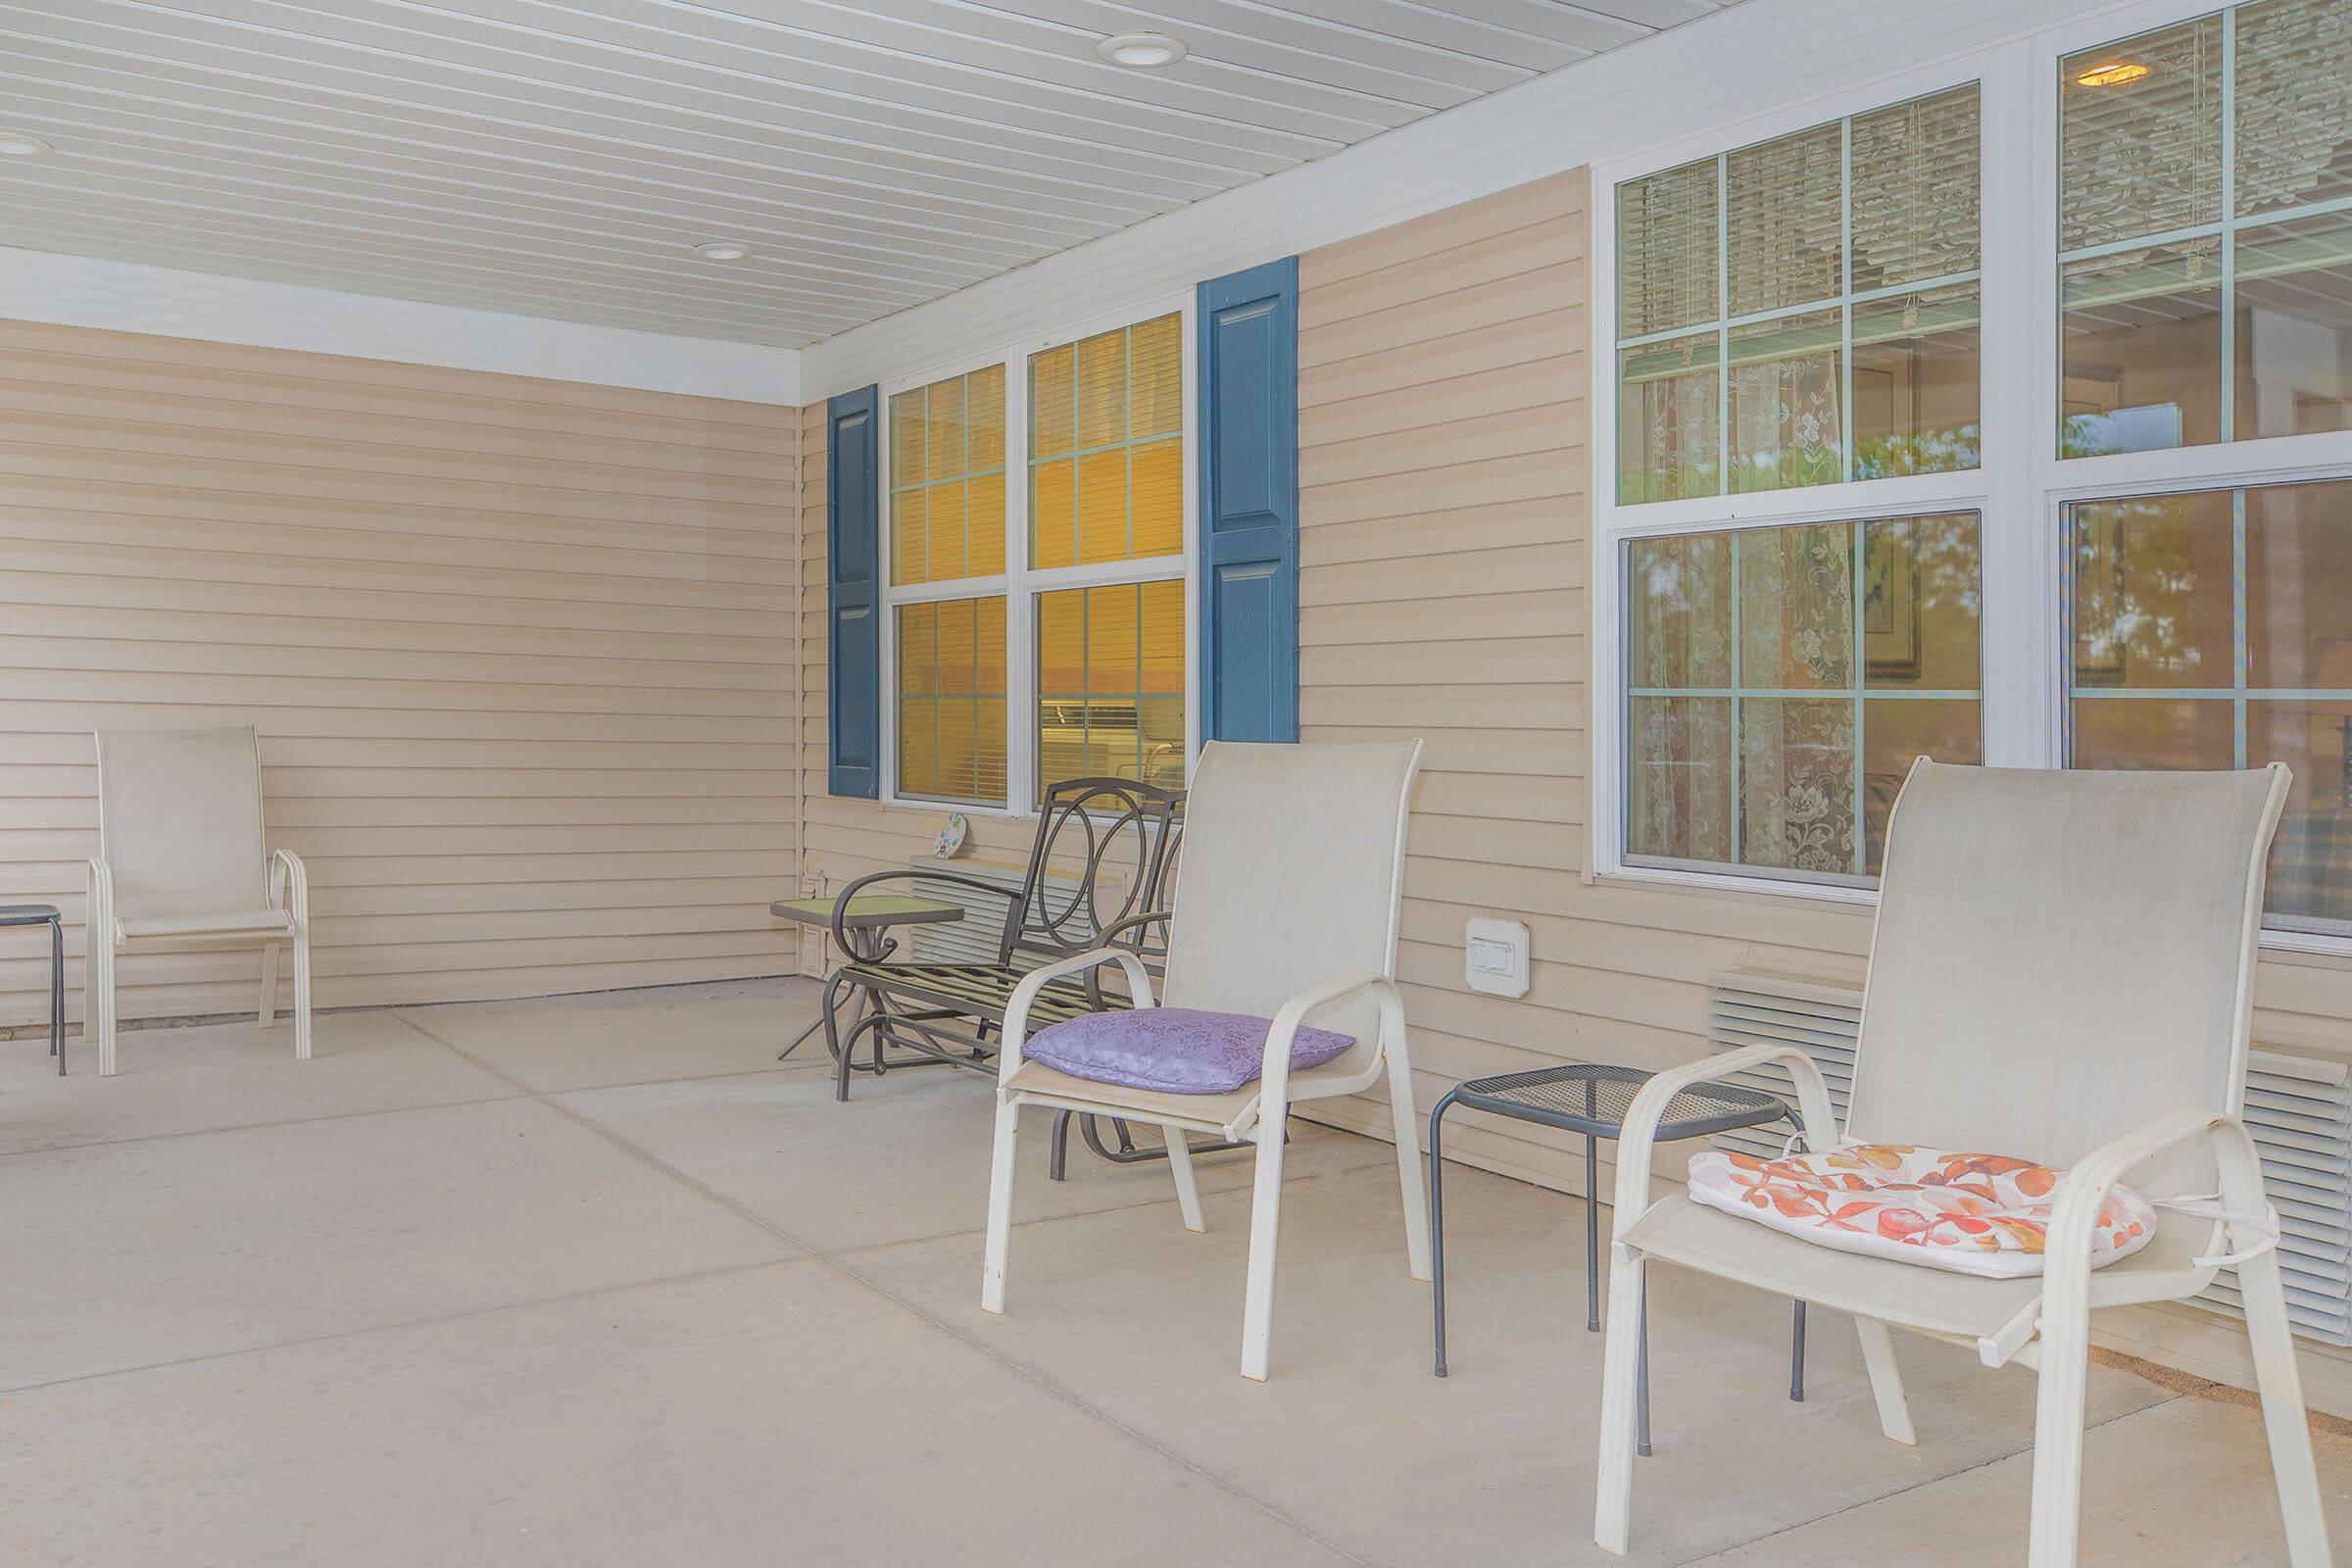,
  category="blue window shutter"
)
[1197,257,1300,745]
[827,385,882,799]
